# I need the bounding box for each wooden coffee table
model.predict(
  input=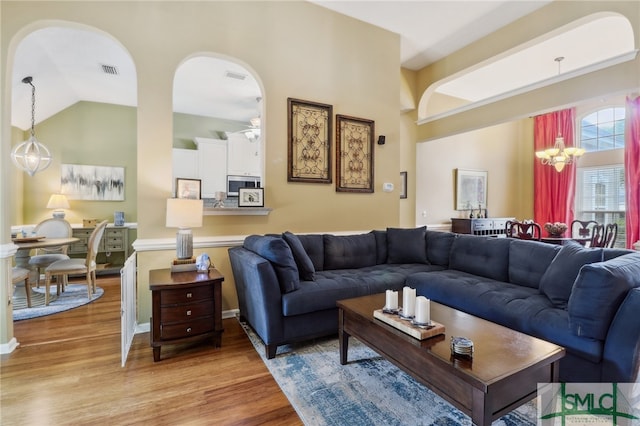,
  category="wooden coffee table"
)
[337,293,565,426]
